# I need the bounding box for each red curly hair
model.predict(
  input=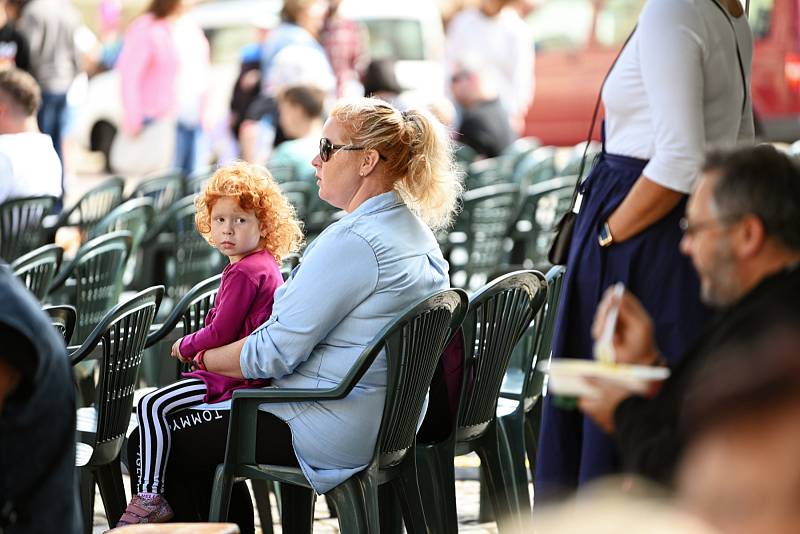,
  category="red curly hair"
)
[195,162,303,261]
